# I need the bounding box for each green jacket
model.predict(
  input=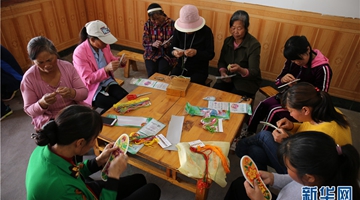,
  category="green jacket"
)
[26,145,118,200]
[218,33,262,95]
